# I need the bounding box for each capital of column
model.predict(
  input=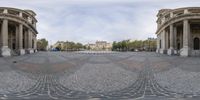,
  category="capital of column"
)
[27,30,34,54]
[184,9,189,14]
[170,12,173,18]
[162,17,166,24]
[19,12,23,17]
[3,9,8,14]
